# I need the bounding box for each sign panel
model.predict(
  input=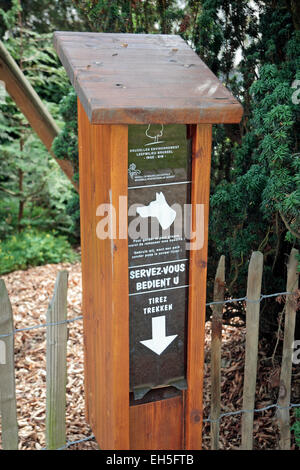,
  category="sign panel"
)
[128,124,191,398]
